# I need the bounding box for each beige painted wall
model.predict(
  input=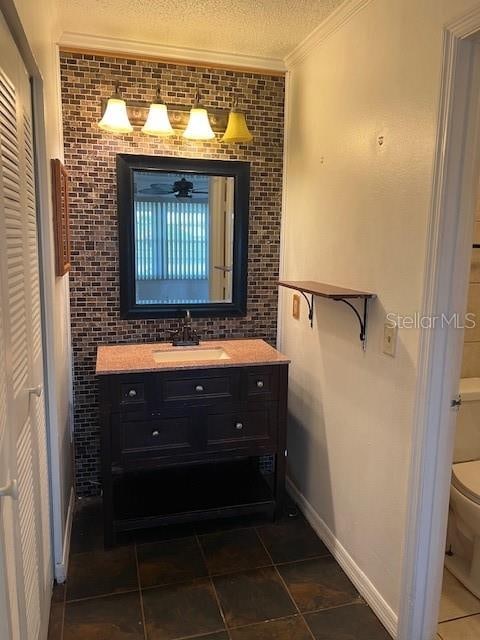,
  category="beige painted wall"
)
[280,0,480,616]
[462,200,480,376]
[11,0,73,563]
